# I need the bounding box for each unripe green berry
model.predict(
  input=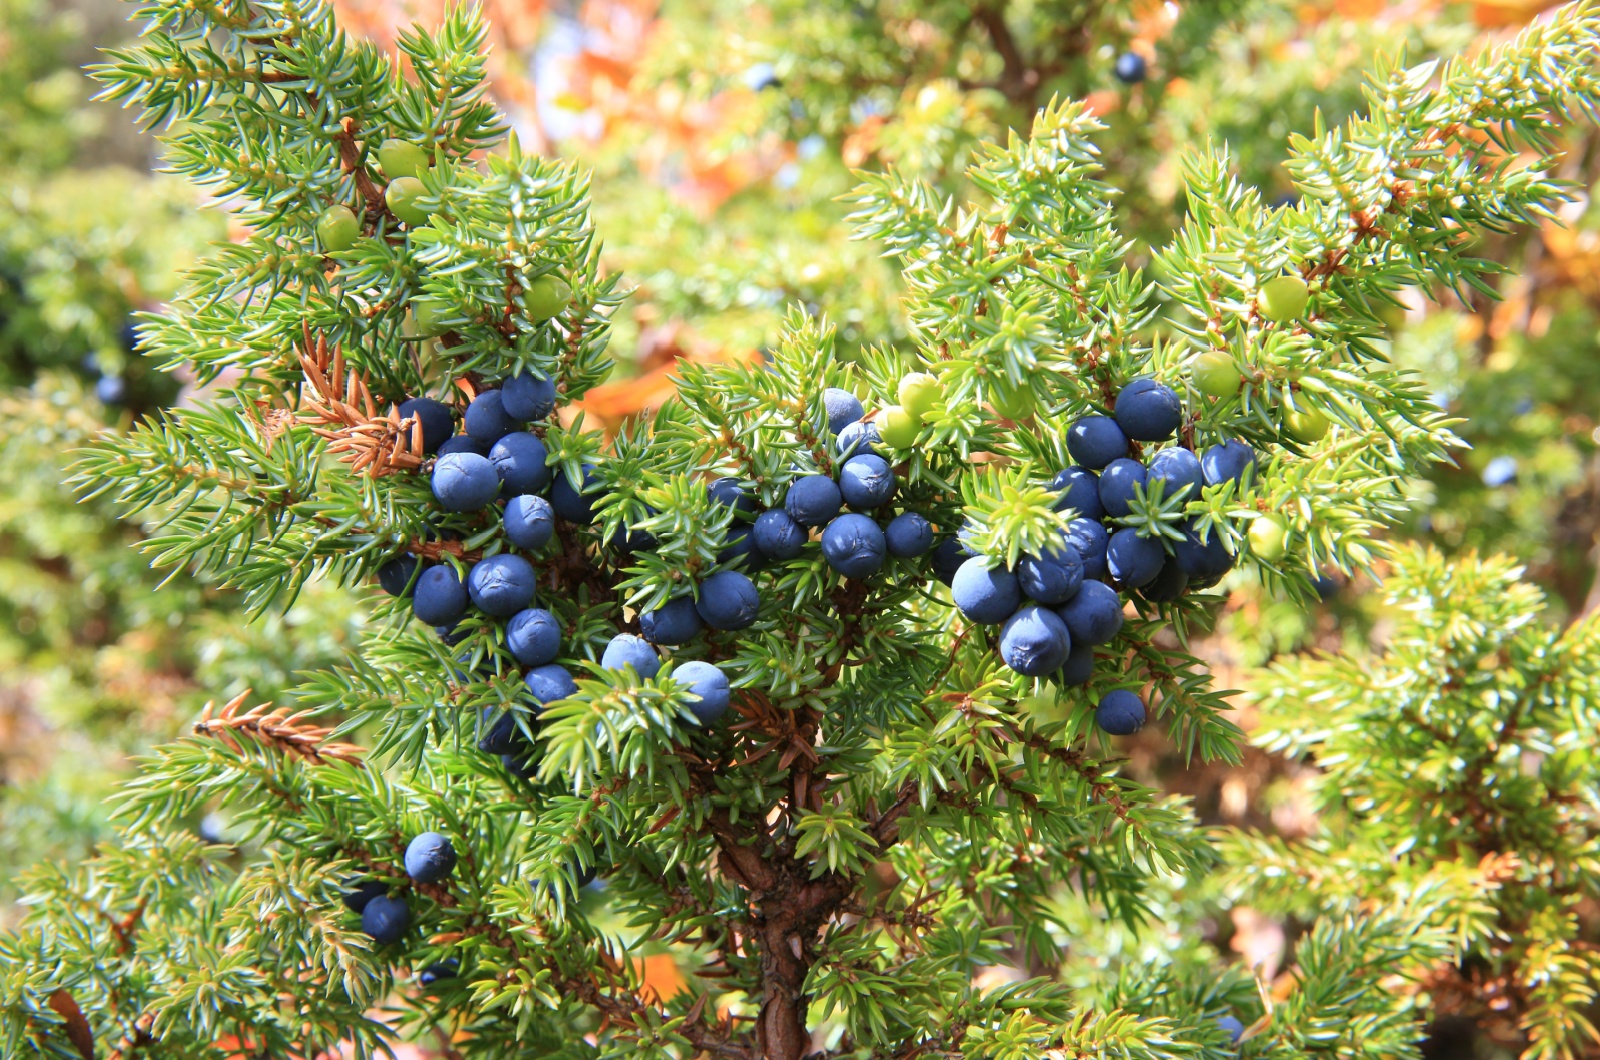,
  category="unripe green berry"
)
[385,177,431,227]
[377,138,429,180]
[897,372,942,423]
[878,405,918,449]
[315,204,361,253]
[1285,406,1330,443]
[414,299,450,337]
[523,274,573,322]
[991,385,1034,421]
[1192,352,1241,398]
[1258,274,1310,323]
[1249,514,1288,561]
